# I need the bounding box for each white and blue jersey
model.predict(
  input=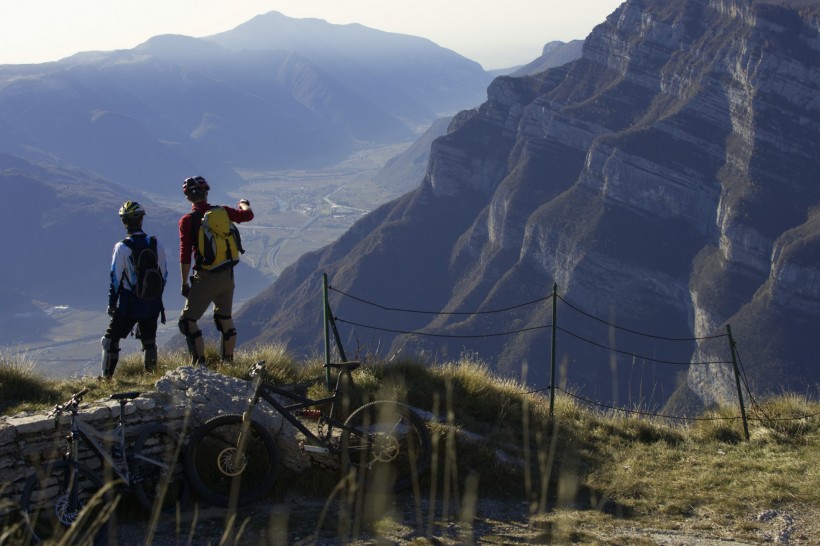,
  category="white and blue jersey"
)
[108,231,168,318]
